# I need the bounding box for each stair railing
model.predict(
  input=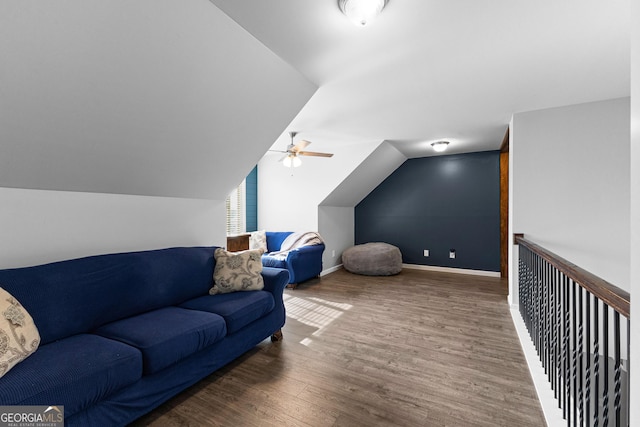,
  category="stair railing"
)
[514,234,630,427]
